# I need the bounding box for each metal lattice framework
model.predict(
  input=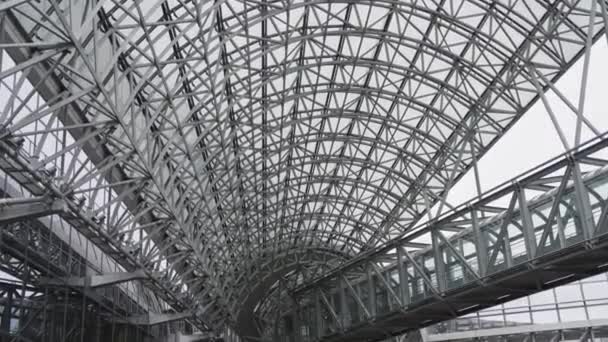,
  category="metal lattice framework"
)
[275,135,608,342]
[1,0,608,338]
